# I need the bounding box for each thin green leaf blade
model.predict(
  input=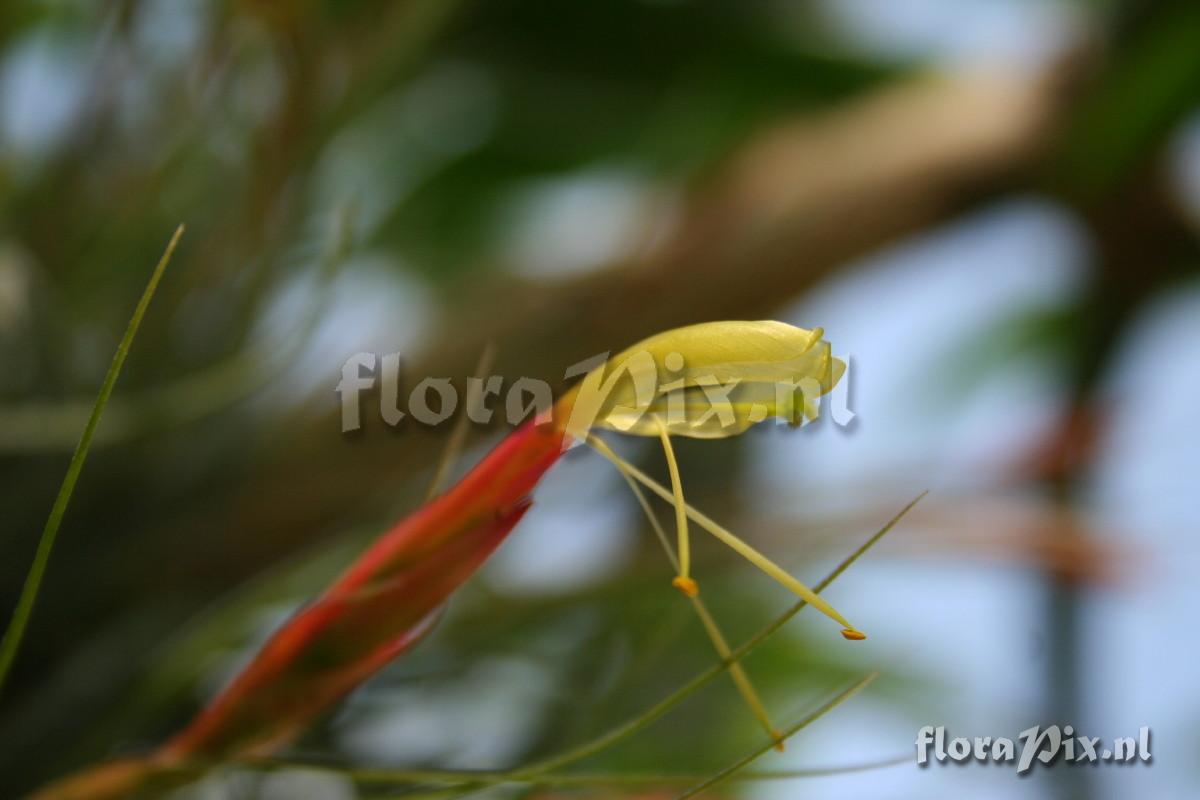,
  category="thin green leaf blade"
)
[0,225,185,693]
